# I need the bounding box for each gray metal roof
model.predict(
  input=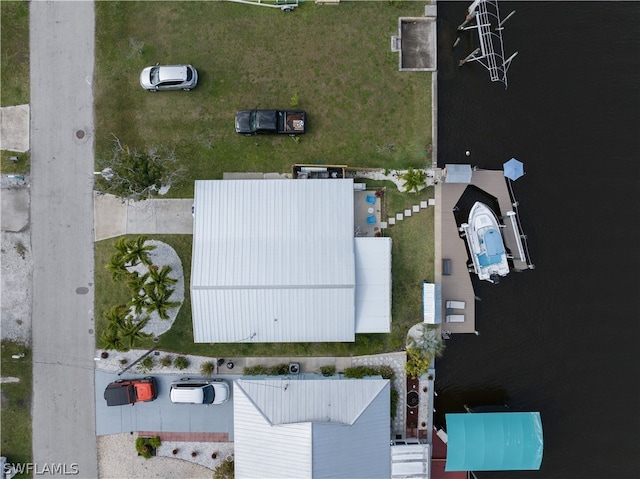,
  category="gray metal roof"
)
[234,379,391,479]
[444,164,473,183]
[422,282,442,324]
[191,179,356,343]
